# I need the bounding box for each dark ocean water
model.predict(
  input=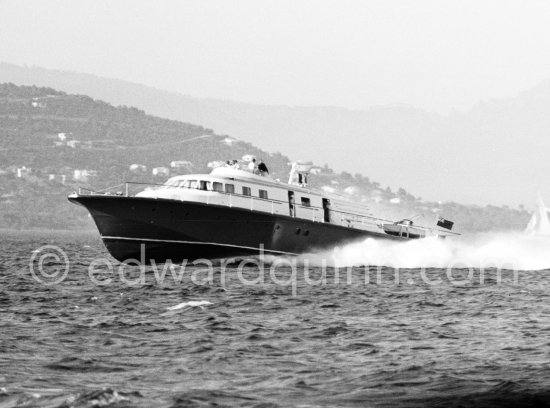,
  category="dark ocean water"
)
[2,230,550,408]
